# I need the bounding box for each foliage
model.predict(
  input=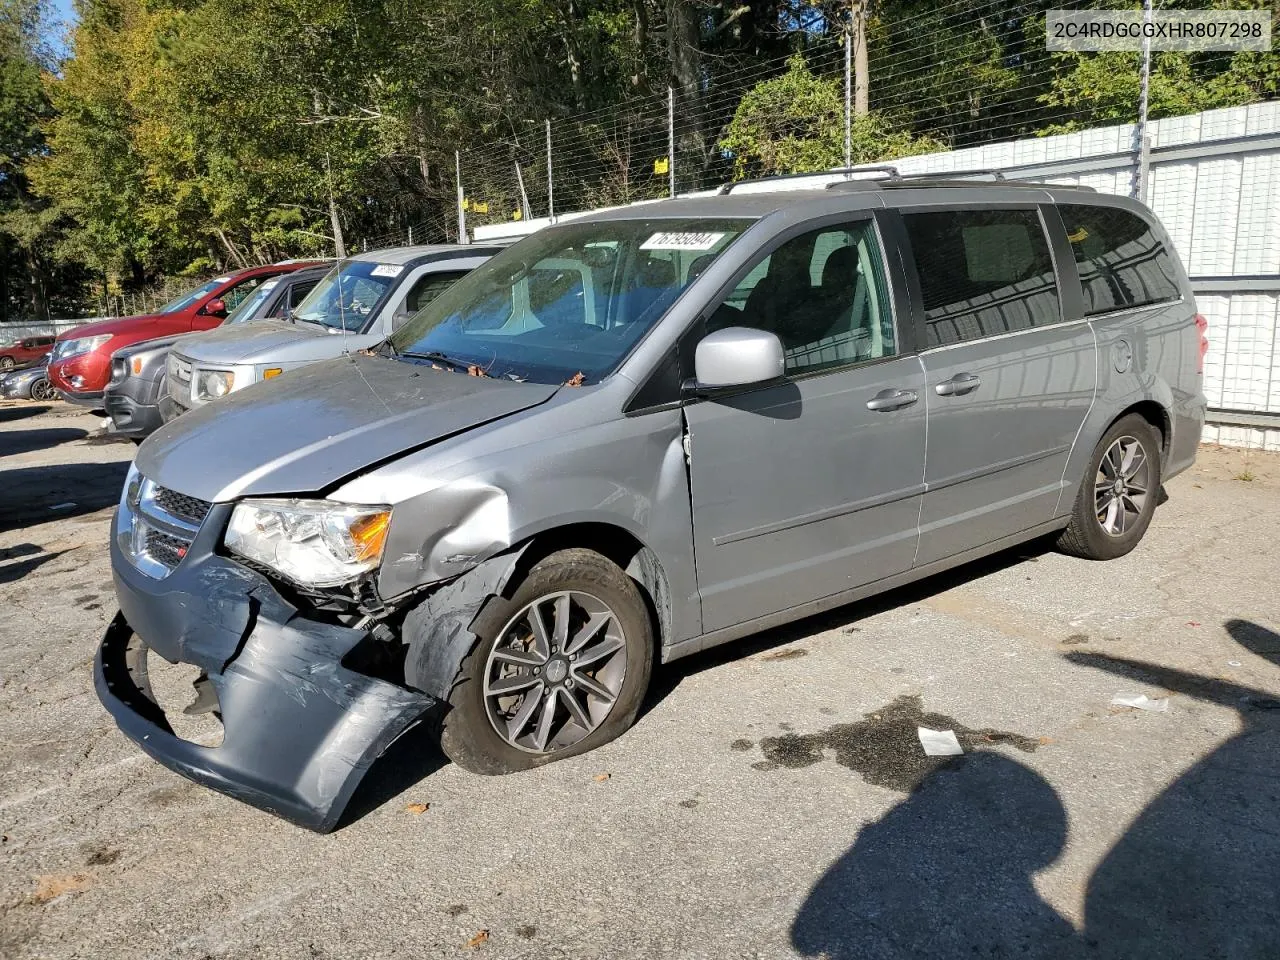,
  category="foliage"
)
[720,55,942,177]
